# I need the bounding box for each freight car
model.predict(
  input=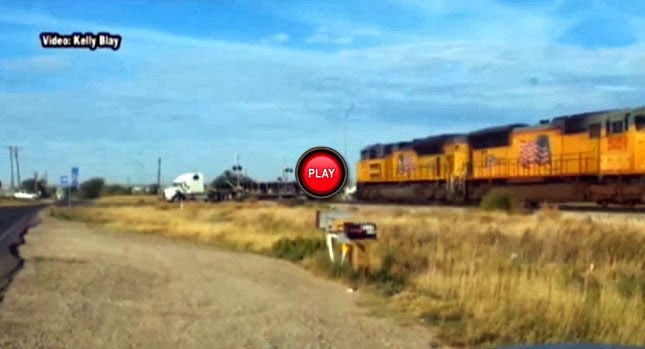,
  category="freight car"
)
[356,106,645,206]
